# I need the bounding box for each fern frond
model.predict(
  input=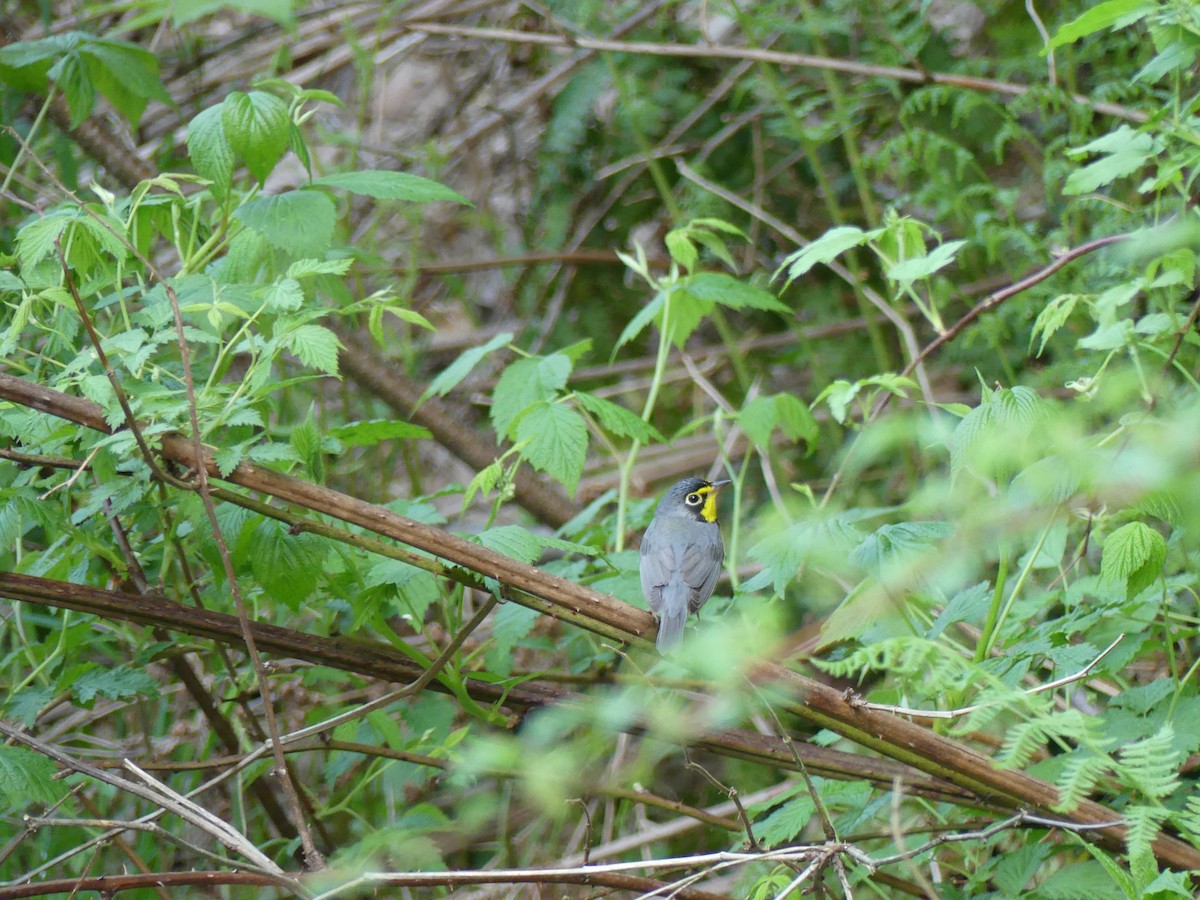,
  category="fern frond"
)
[1116,725,1181,800]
